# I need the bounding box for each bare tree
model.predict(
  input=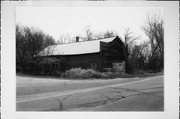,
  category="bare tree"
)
[94,30,117,39]
[93,32,104,40]
[43,35,56,48]
[16,24,27,66]
[124,28,140,51]
[58,34,72,44]
[103,30,117,38]
[16,24,56,68]
[123,28,140,72]
[127,41,151,72]
[81,26,118,41]
[142,14,164,71]
[84,26,93,41]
